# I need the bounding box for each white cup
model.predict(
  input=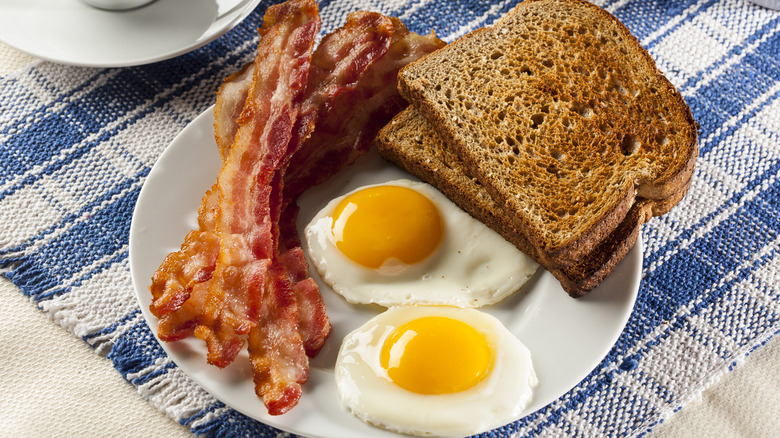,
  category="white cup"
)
[81,0,156,10]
